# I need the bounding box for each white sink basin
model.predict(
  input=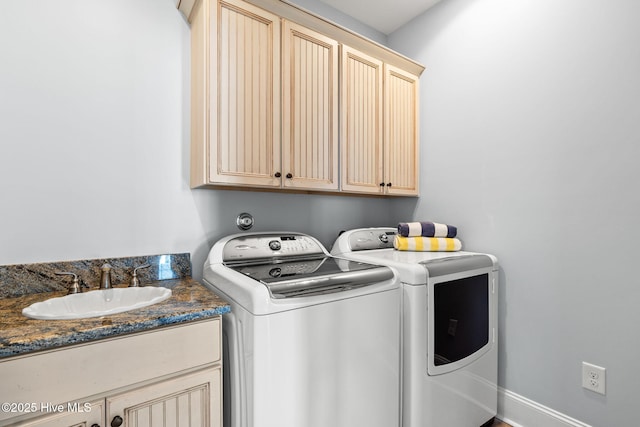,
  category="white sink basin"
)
[22,287,172,320]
